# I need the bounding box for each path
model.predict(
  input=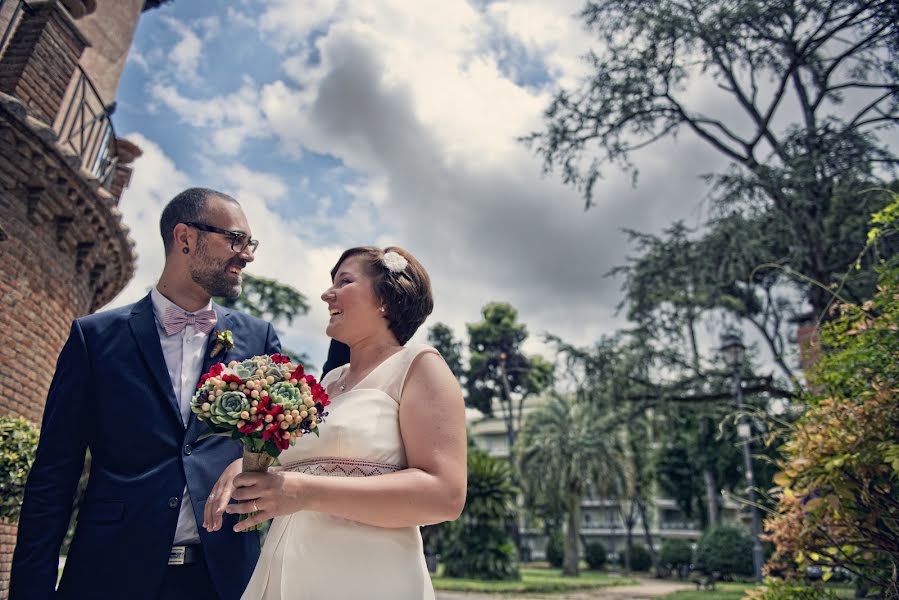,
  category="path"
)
[435,576,693,600]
